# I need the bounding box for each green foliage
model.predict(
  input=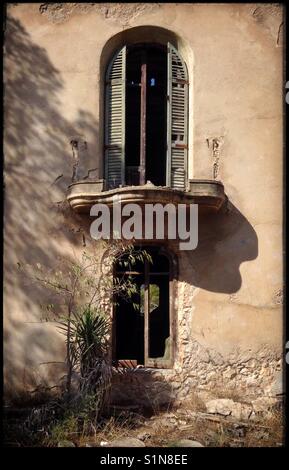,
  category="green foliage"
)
[47,414,79,446]
[15,242,150,441]
[58,308,110,370]
[43,394,101,446]
[117,246,152,270]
